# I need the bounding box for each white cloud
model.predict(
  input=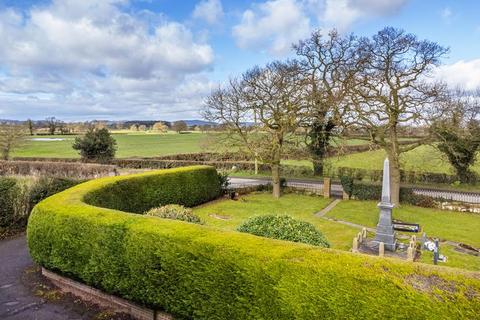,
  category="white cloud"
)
[0,0,215,120]
[232,0,311,55]
[319,0,408,32]
[192,0,224,25]
[232,0,409,54]
[435,59,480,91]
